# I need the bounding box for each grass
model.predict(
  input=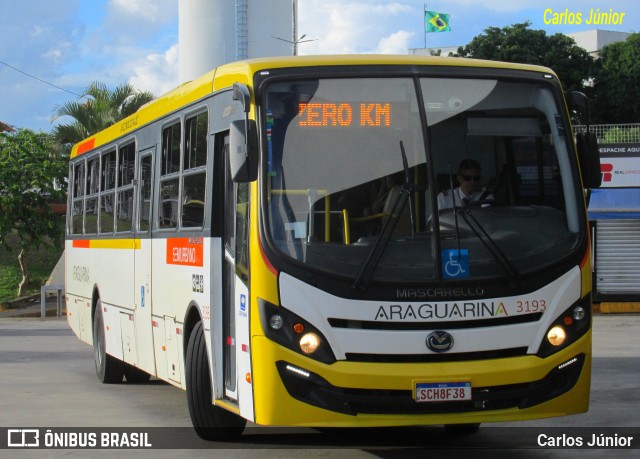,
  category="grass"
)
[0,232,63,302]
